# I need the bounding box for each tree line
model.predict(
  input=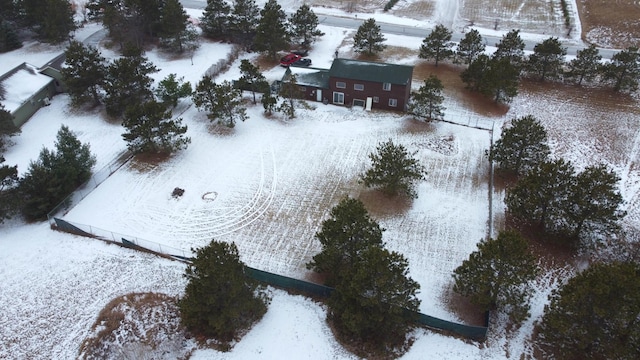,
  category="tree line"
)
[352,20,640,105]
